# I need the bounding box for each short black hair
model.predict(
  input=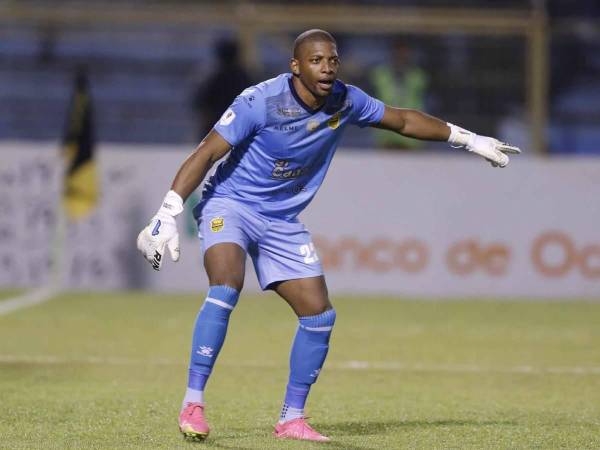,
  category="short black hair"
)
[293,29,337,58]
